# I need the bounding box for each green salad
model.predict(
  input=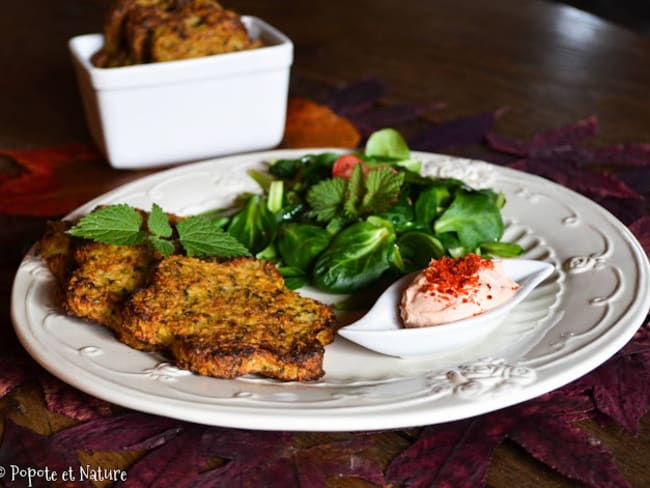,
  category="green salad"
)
[69,128,522,294]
